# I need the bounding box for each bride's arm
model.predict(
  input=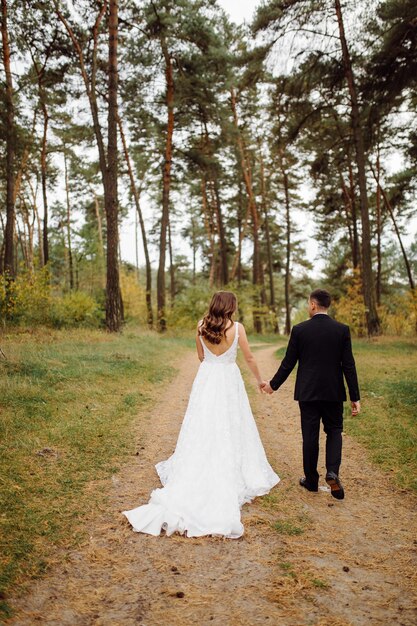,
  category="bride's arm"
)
[196,321,204,362]
[238,323,263,388]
